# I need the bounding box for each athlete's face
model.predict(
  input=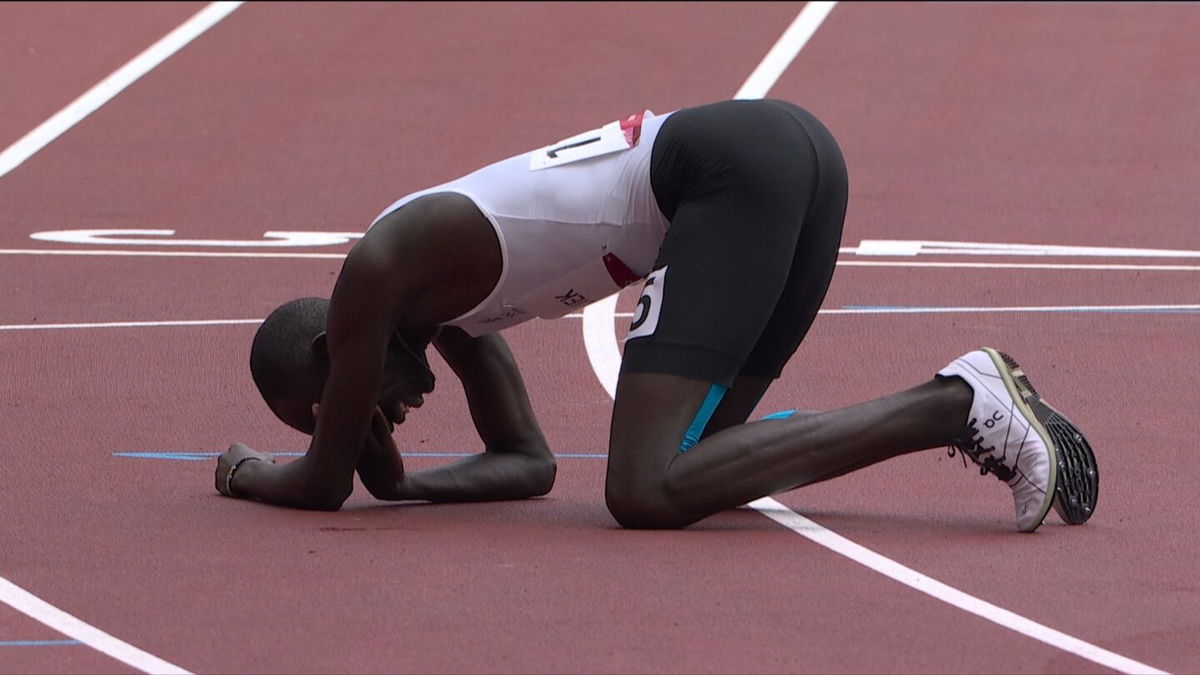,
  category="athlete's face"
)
[377,330,436,426]
[272,329,435,434]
